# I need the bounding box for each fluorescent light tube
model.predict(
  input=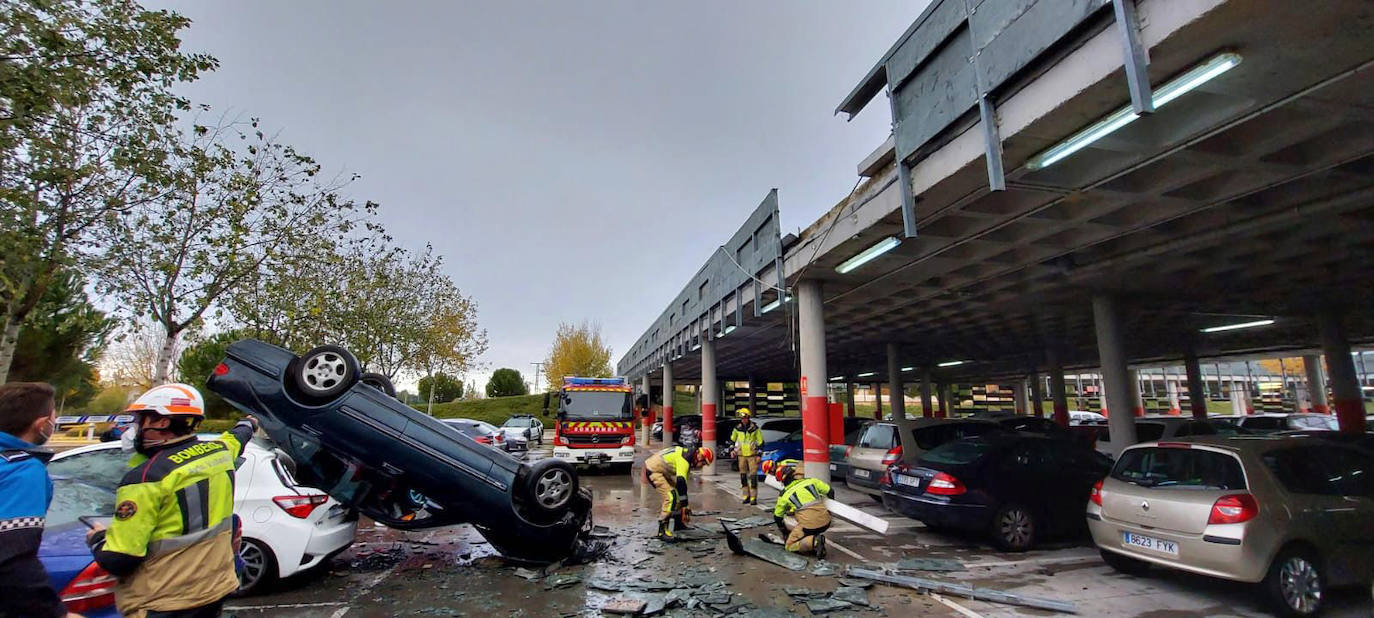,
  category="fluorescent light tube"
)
[836,237,901,274]
[857,371,877,378]
[901,366,915,372]
[1201,319,1274,333]
[937,360,966,368]
[761,295,791,314]
[1025,52,1242,170]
